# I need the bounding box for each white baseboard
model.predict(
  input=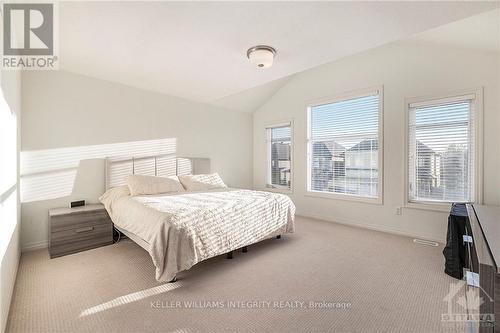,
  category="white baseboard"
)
[3,251,20,332]
[21,240,48,253]
[1,225,21,333]
[296,211,445,244]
